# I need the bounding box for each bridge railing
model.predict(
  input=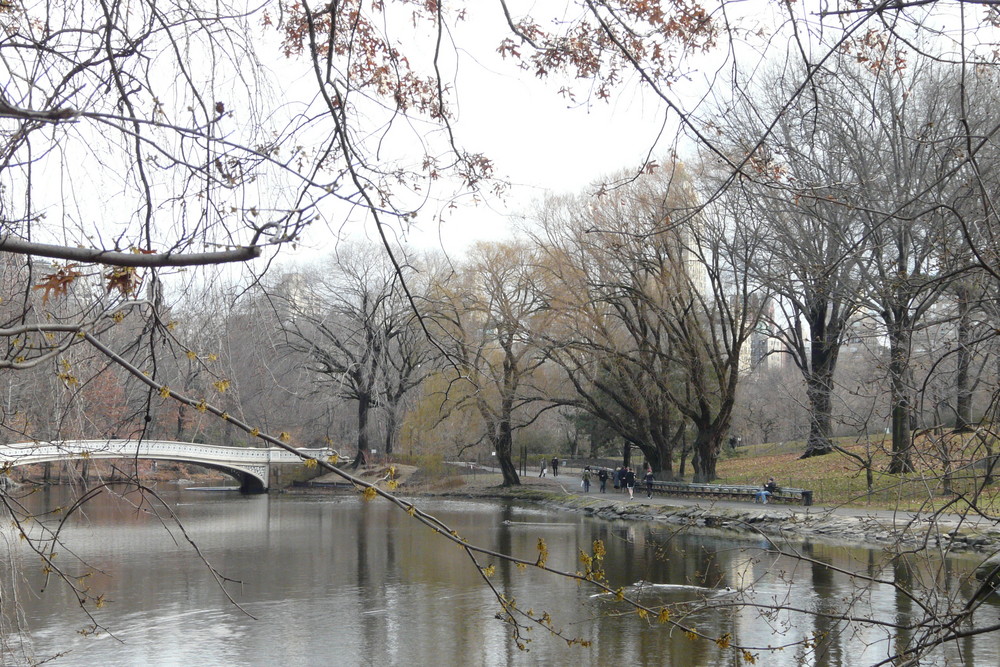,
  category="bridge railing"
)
[0,440,338,467]
[0,440,346,494]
